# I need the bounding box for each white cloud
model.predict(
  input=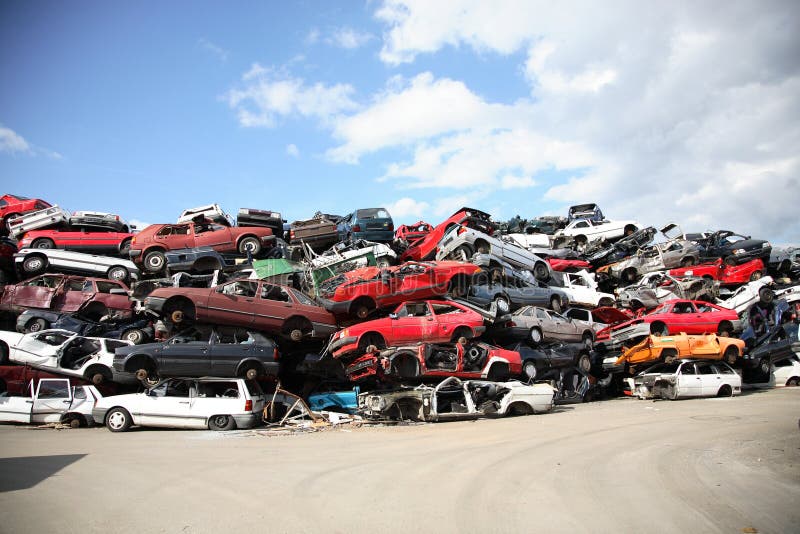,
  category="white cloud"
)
[384,197,430,219]
[0,125,32,154]
[500,175,537,189]
[128,219,153,231]
[305,29,320,46]
[286,143,300,158]
[198,38,229,62]
[329,28,373,49]
[225,63,359,128]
